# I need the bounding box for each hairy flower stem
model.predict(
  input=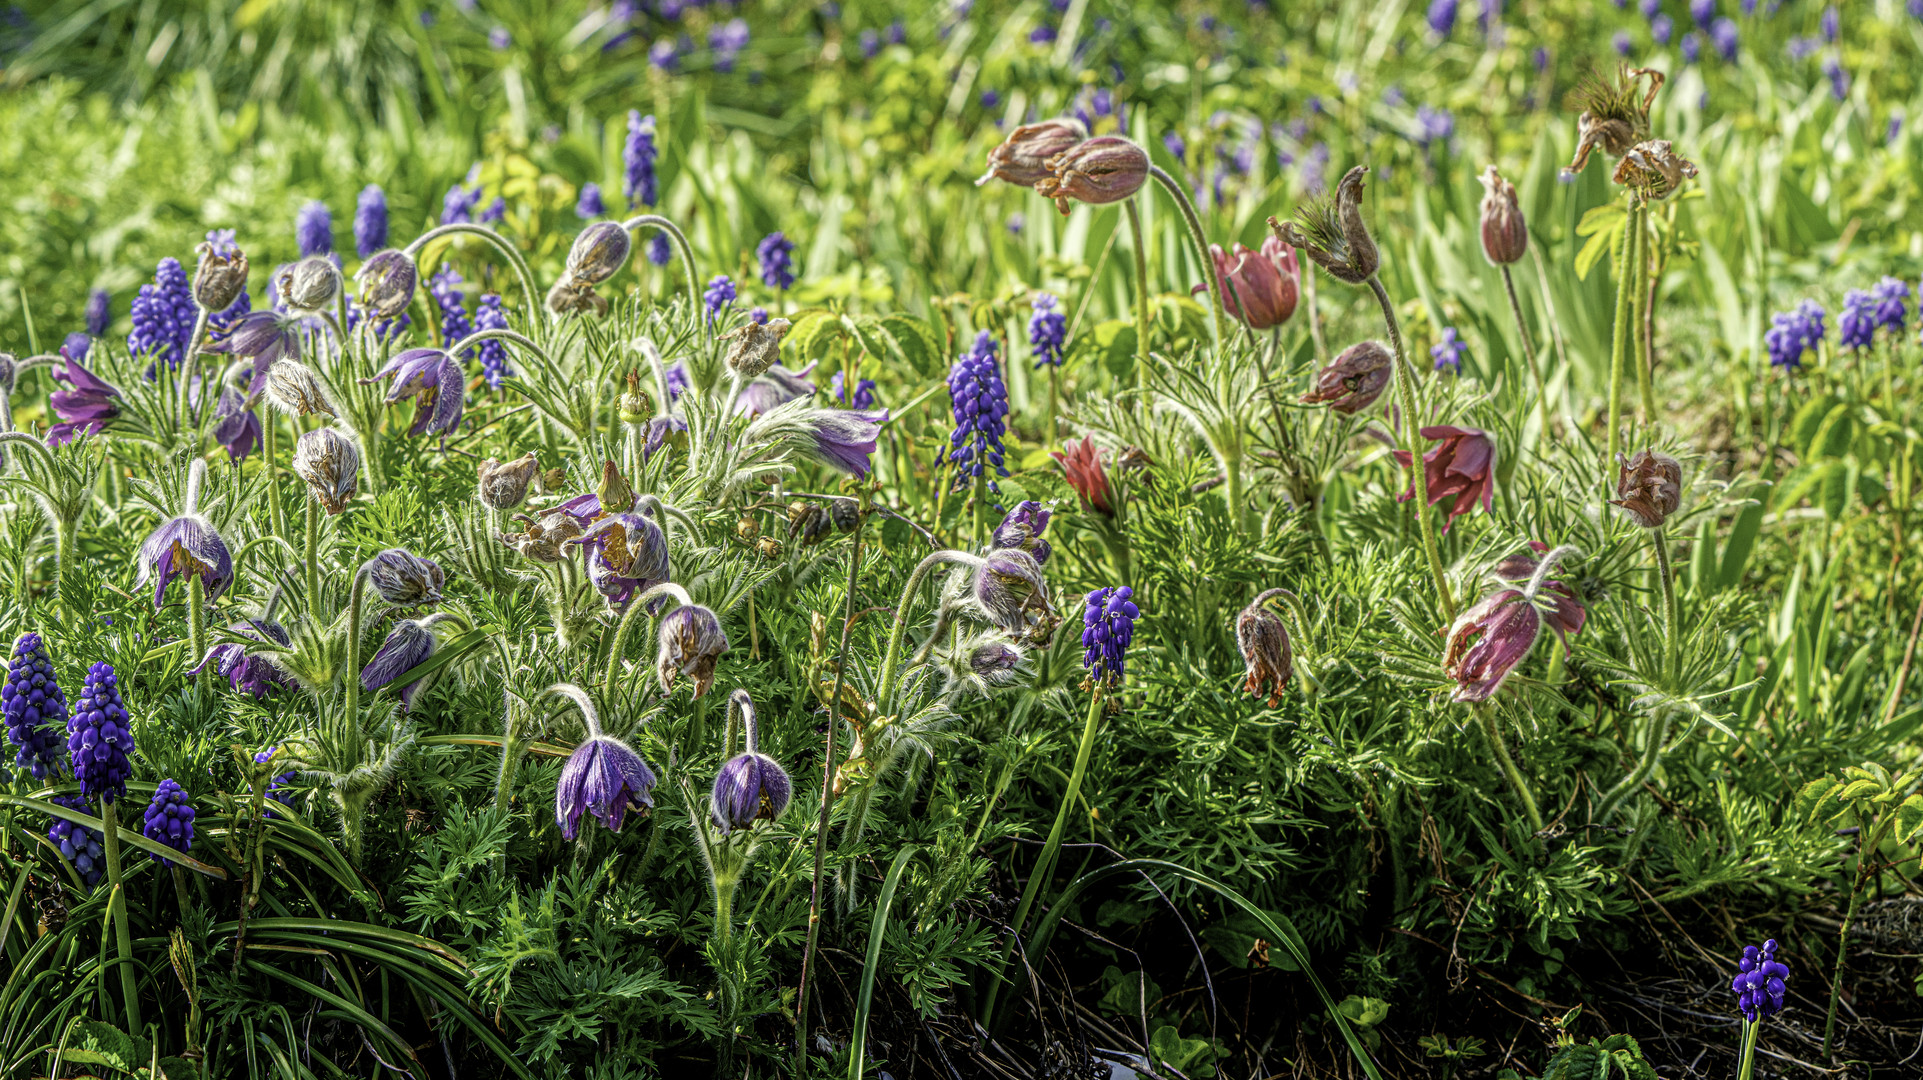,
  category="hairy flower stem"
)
[1605,198,1637,478]
[796,519,864,1067]
[1499,263,1550,438]
[874,550,984,715]
[619,214,707,351]
[263,412,286,542]
[341,566,372,734]
[176,308,211,431]
[1473,703,1543,835]
[1629,203,1656,424]
[1366,276,1456,621]
[100,801,142,1032]
[1146,164,1223,353]
[1124,198,1152,381]
[1594,528,1678,825]
[403,223,544,330]
[302,495,321,614]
